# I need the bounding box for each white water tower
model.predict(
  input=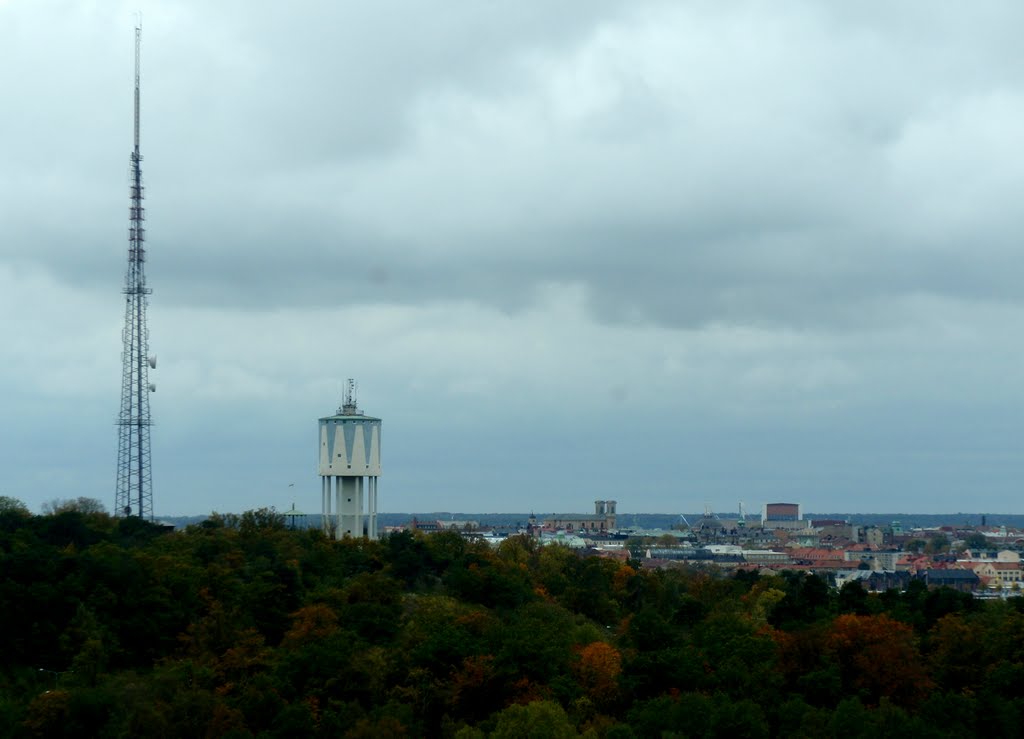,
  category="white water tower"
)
[318,379,381,539]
